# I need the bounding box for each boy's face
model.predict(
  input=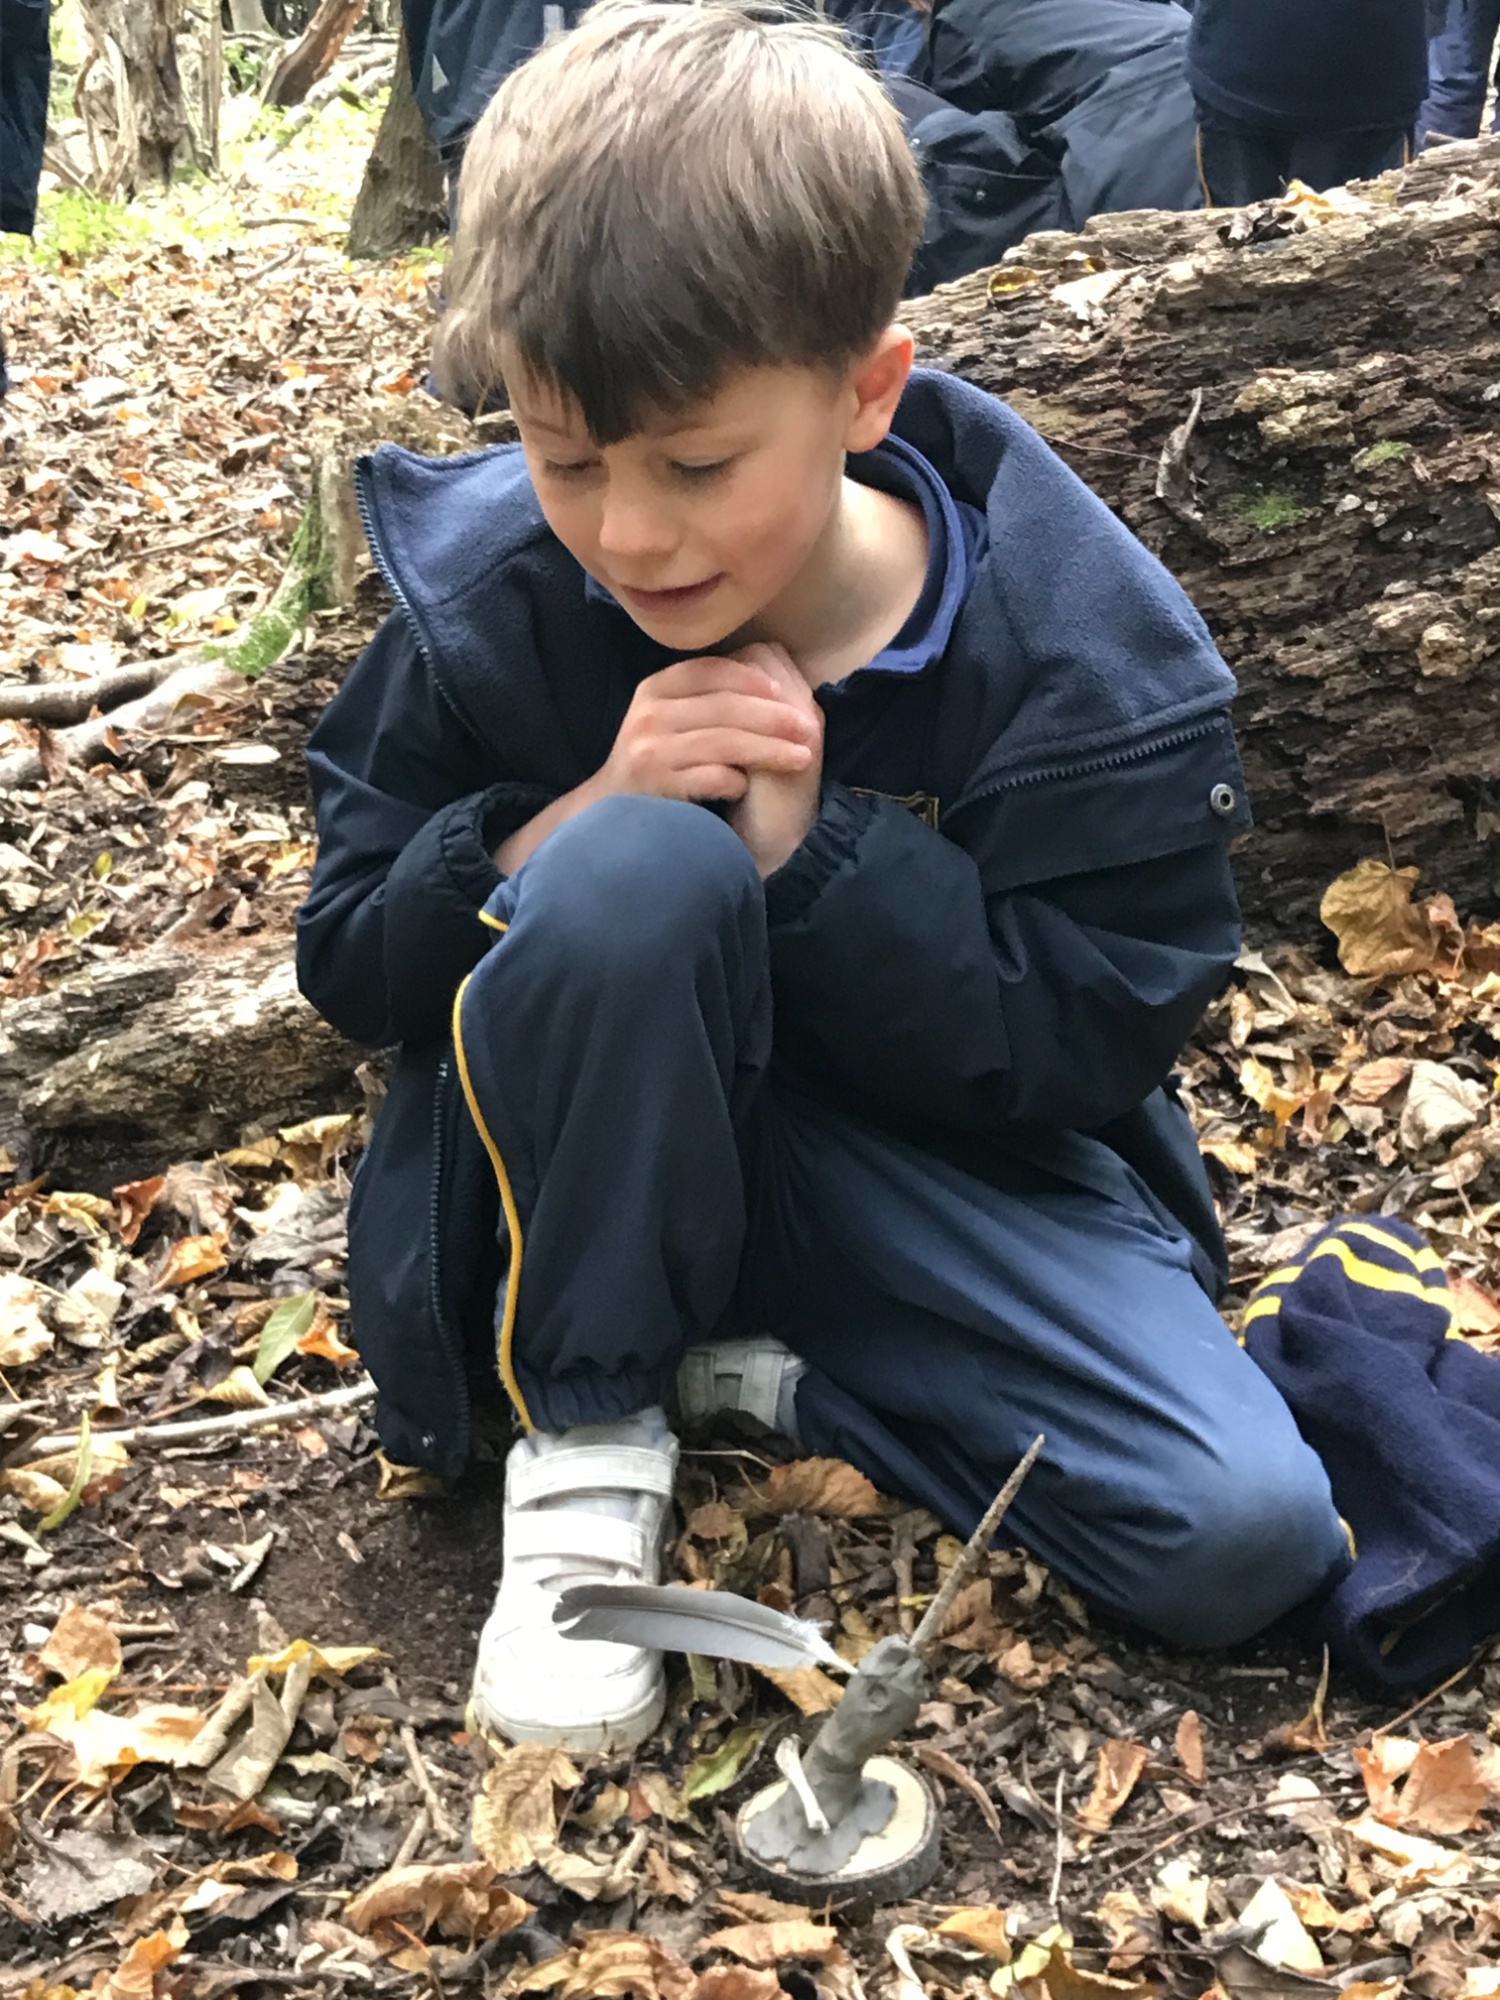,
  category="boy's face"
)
[505,341,909,651]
